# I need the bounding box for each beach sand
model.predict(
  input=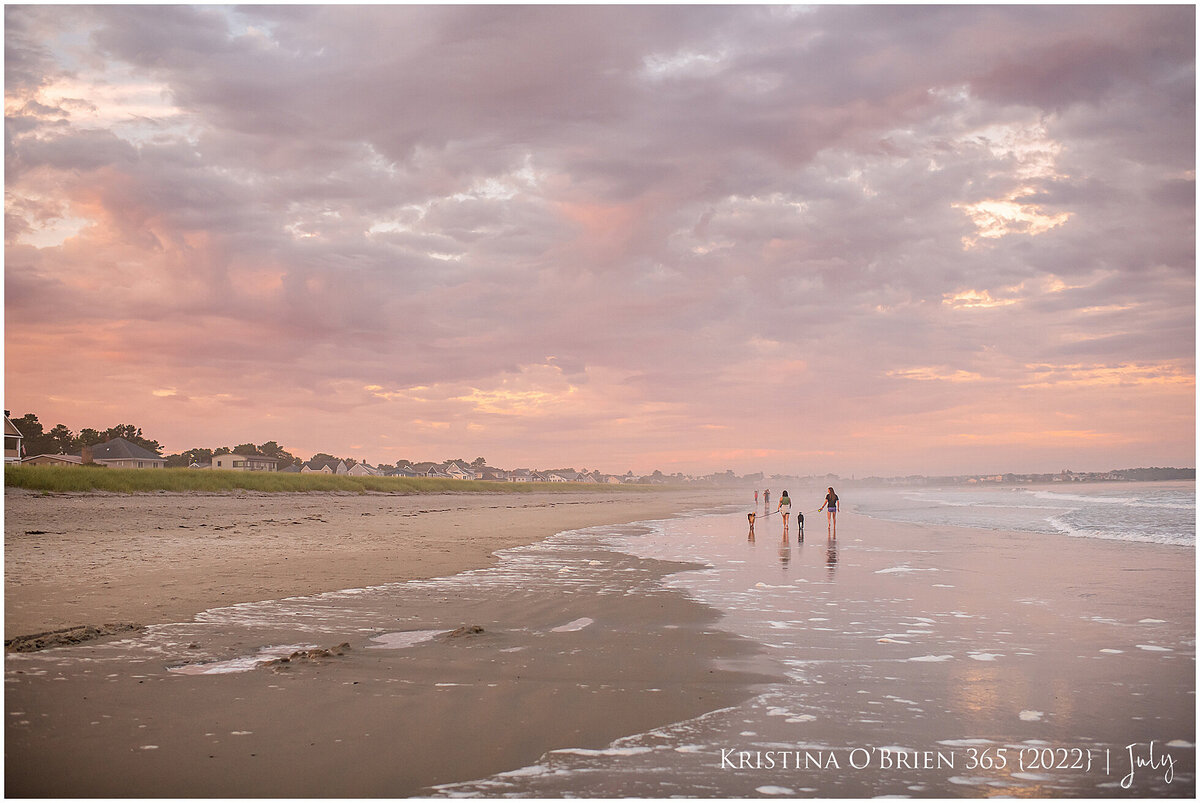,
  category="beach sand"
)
[5,487,774,797]
[4,489,1195,797]
[4,488,735,639]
